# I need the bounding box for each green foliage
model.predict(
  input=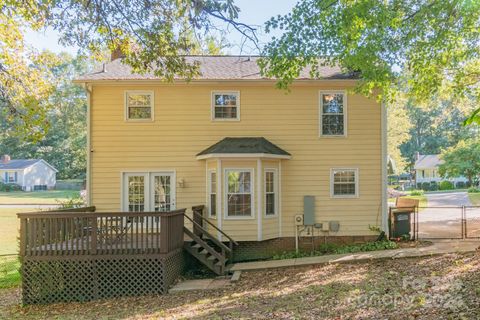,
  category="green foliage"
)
[57,194,86,209]
[399,98,478,167]
[455,181,466,189]
[261,0,480,121]
[439,140,480,186]
[271,241,398,260]
[420,182,431,191]
[439,181,454,191]
[468,187,480,194]
[410,189,424,196]
[0,256,20,288]
[429,181,438,191]
[2,0,245,136]
[0,54,89,179]
[0,183,22,192]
